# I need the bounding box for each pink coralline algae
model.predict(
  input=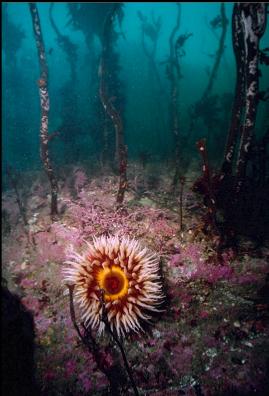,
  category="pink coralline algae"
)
[170,253,182,267]
[169,244,234,283]
[33,230,66,264]
[199,310,210,319]
[2,163,269,396]
[19,278,36,289]
[64,359,77,378]
[192,262,234,283]
[78,372,92,392]
[21,295,40,315]
[44,370,56,382]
